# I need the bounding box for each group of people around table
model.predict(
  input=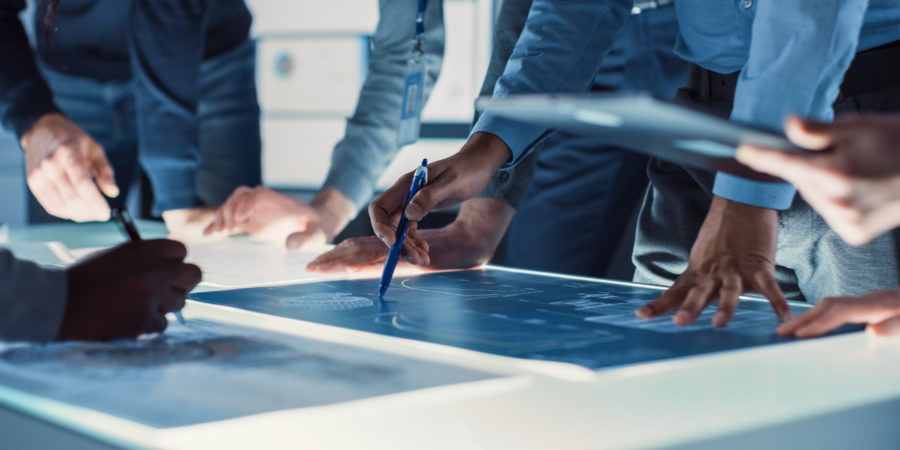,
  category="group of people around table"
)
[2,0,900,341]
